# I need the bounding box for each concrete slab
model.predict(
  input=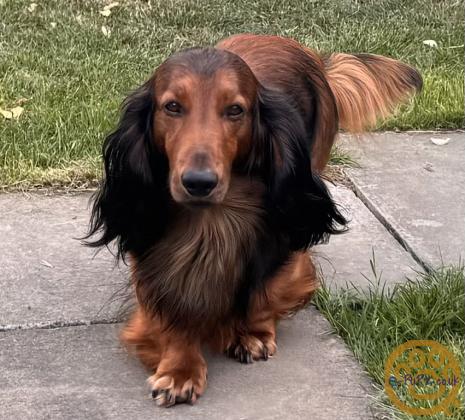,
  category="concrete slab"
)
[315,185,419,290]
[0,192,126,330]
[0,308,377,420]
[340,131,465,268]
